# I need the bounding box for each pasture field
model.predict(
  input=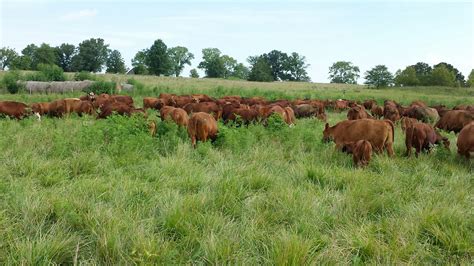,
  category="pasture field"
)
[0,74,473,264]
